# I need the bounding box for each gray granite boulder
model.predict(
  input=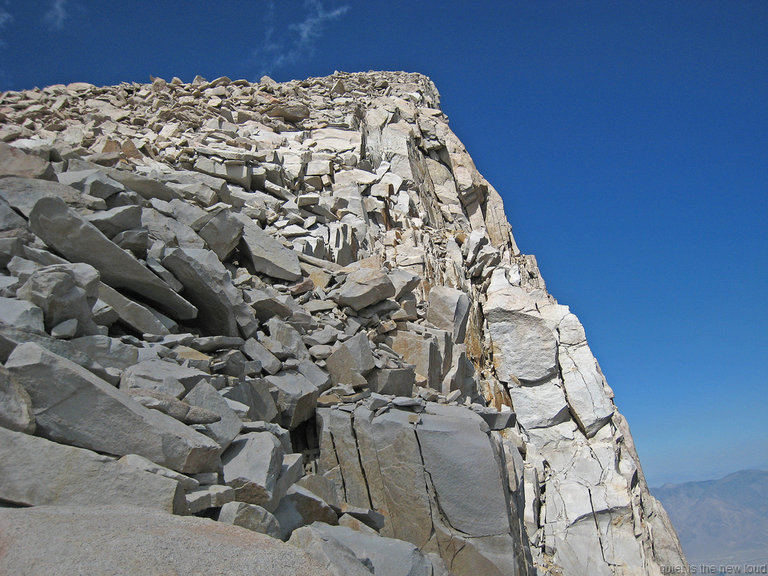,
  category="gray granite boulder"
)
[17,263,100,337]
[222,431,284,511]
[336,267,395,311]
[163,247,256,337]
[0,427,186,513]
[5,342,221,473]
[0,296,44,333]
[426,285,470,343]
[218,501,282,539]
[0,505,334,576]
[326,331,375,388]
[184,380,242,451]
